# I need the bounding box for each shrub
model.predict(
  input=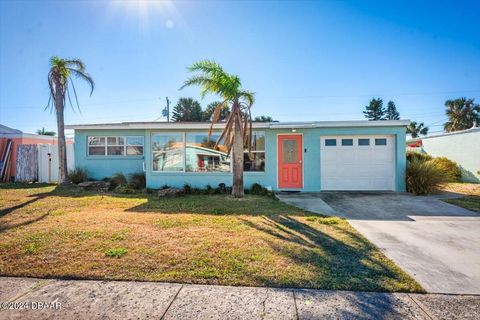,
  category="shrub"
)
[249,183,268,195]
[406,159,447,195]
[114,184,136,194]
[68,168,88,184]
[105,247,128,258]
[406,151,432,163]
[161,184,170,190]
[129,172,146,190]
[430,157,461,182]
[183,183,192,194]
[109,172,128,189]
